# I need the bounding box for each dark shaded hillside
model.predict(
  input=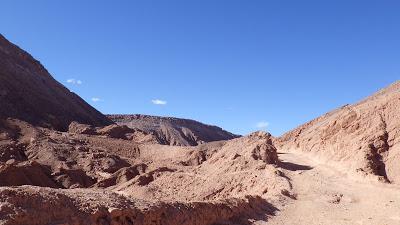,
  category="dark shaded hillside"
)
[0,34,112,130]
